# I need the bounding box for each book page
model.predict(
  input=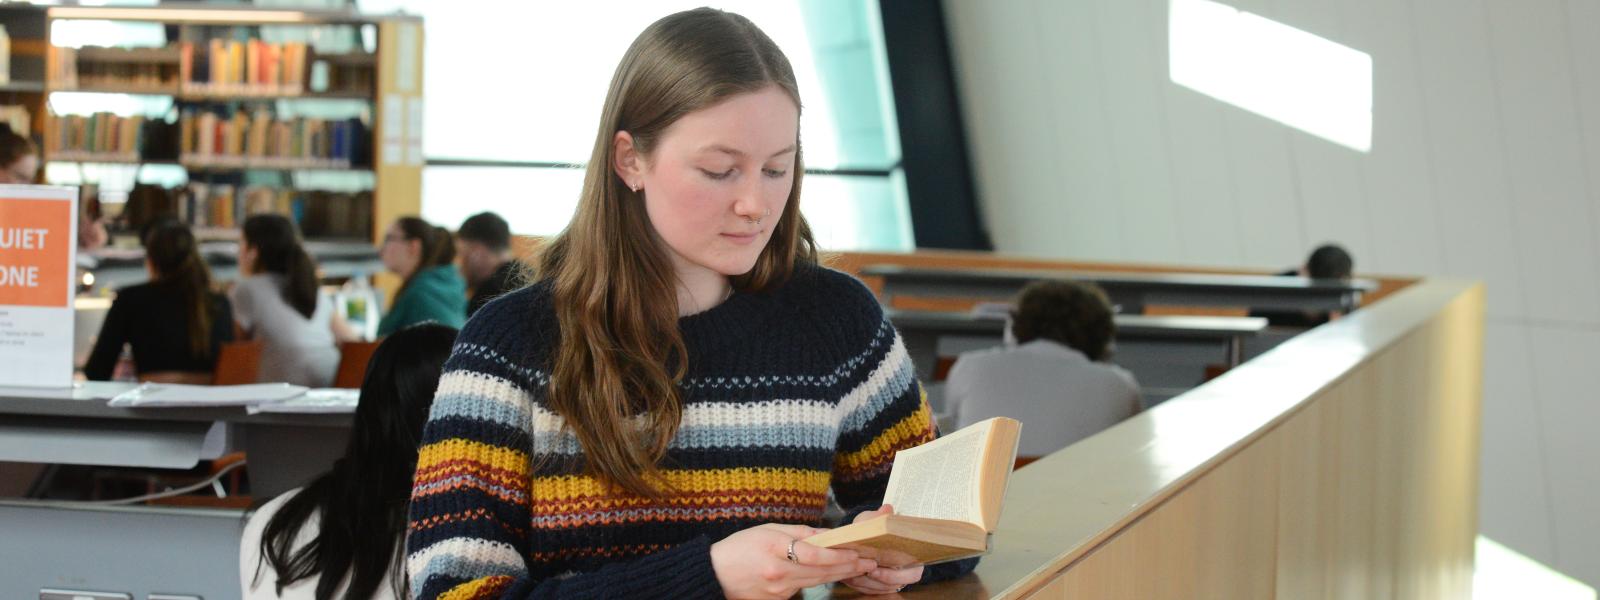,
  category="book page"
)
[882,421,990,525]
